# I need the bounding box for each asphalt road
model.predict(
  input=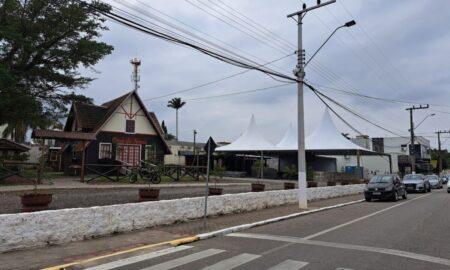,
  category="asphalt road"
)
[75,189,450,270]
